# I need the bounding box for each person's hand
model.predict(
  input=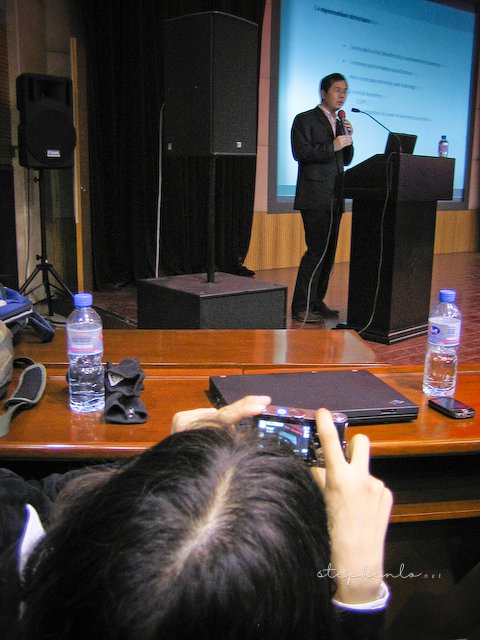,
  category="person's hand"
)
[342,118,354,135]
[171,395,271,433]
[311,409,393,605]
[333,134,353,152]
